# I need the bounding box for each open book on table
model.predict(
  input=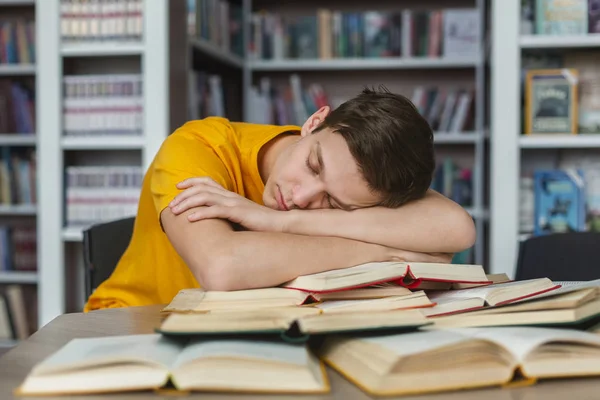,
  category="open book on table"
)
[16,334,329,396]
[427,281,600,329]
[318,326,600,397]
[422,278,561,317]
[157,307,429,343]
[162,286,419,314]
[282,261,489,292]
[161,287,317,313]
